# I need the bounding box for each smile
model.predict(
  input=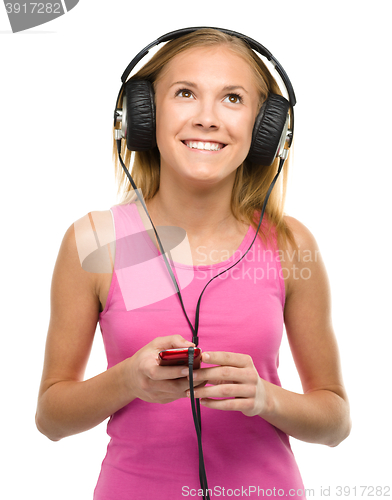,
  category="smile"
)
[182,140,226,151]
